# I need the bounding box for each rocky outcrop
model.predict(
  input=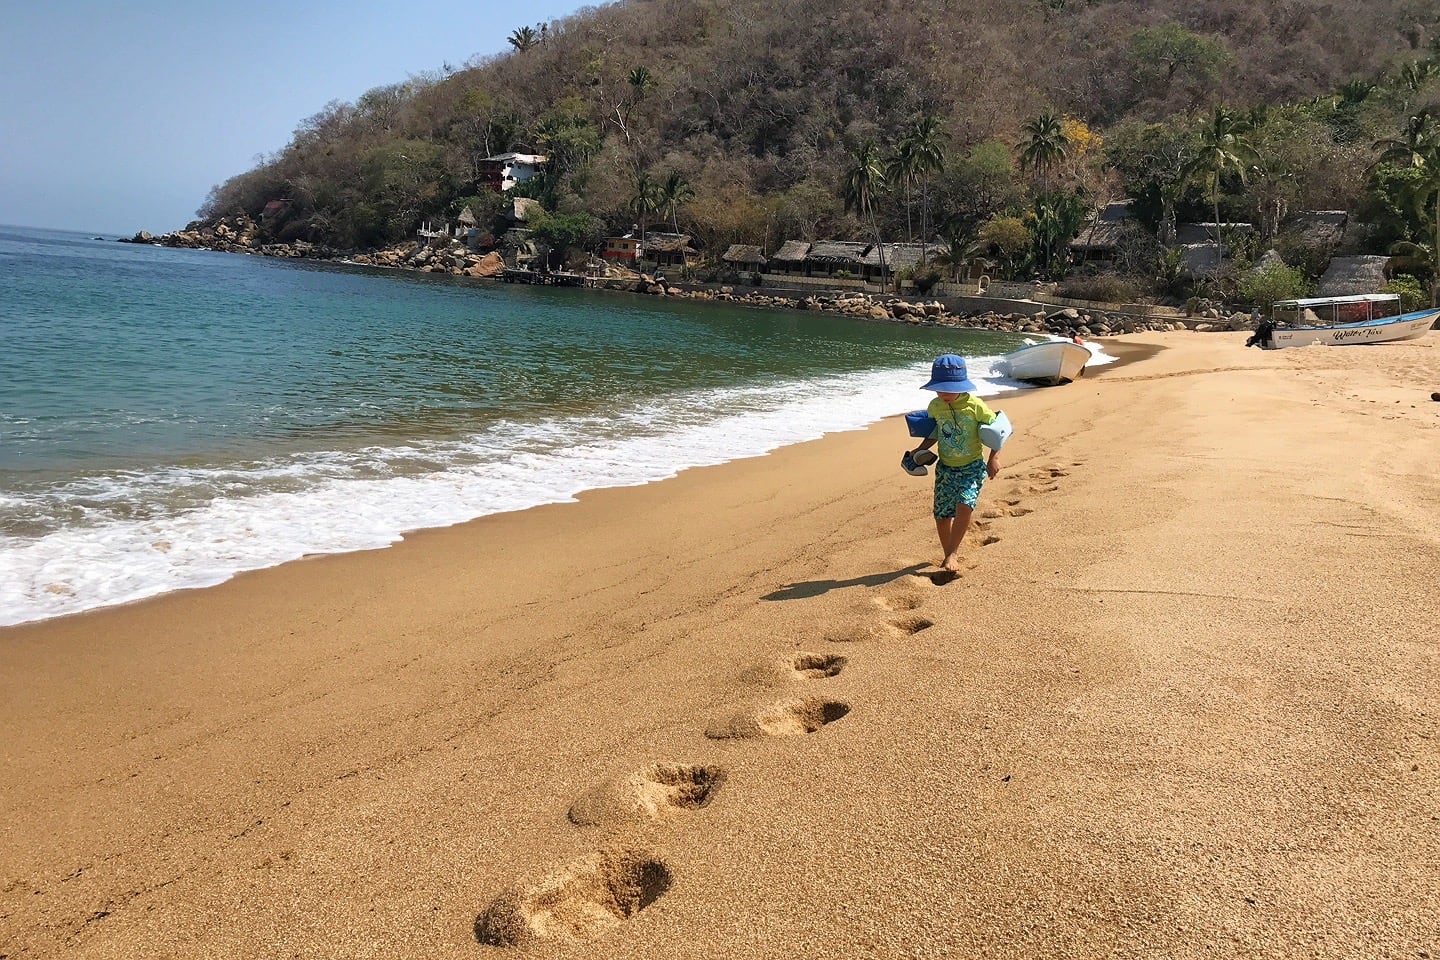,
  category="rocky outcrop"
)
[120,216,337,259]
[348,238,505,277]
